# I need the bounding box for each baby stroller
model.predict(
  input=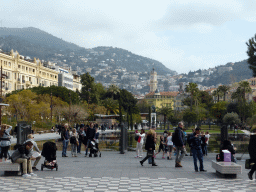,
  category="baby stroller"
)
[89,140,101,157]
[41,141,58,171]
